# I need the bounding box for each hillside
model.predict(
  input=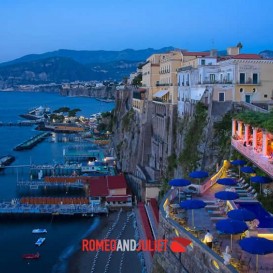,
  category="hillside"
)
[0,47,174,84]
